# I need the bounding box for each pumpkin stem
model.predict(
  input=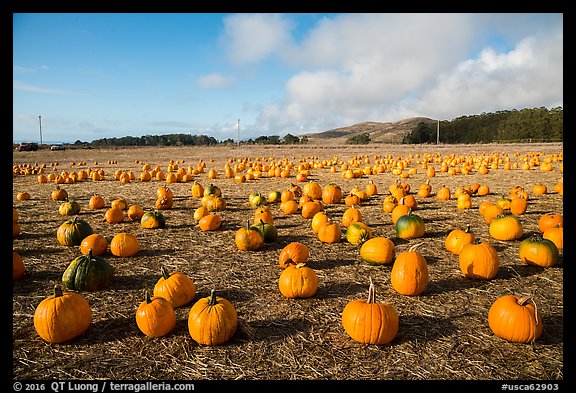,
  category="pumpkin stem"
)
[408,243,424,252]
[367,277,376,304]
[208,289,218,306]
[145,290,153,304]
[160,266,171,280]
[53,284,63,298]
[464,224,471,233]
